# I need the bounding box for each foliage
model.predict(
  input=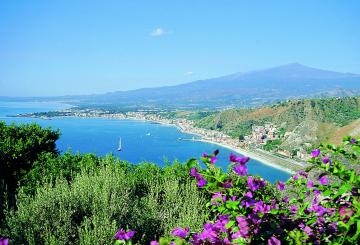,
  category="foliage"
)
[151,136,359,244]
[0,122,59,222]
[193,96,360,145]
[3,156,207,244]
[262,139,282,151]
